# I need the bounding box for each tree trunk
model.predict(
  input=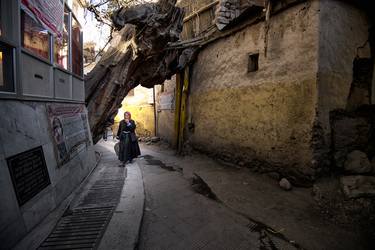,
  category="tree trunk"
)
[85,0,186,143]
